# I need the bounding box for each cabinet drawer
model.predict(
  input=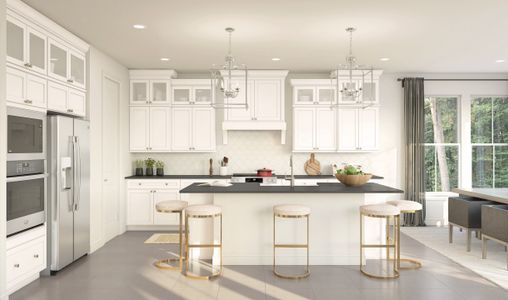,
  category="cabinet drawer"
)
[6,237,45,285]
[127,180,180,190]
